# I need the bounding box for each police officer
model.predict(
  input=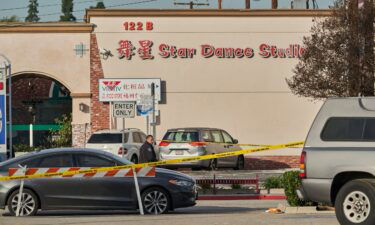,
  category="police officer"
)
[139,135,157,163]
